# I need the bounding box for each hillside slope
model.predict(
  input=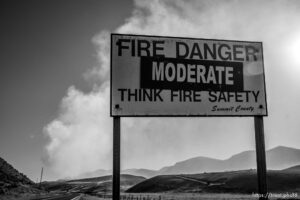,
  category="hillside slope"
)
[43,174,146,194]
[0,157,33,185]
[127,169,300,194]
[0,156,37,195]
[282,165,300,173]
